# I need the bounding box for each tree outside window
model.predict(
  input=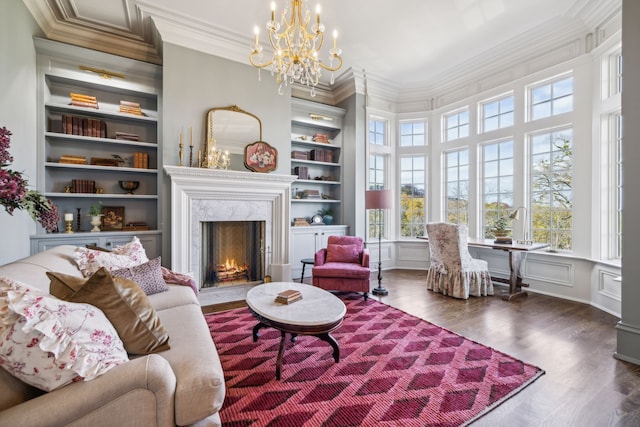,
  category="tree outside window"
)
[400,156,426,237]
[445,149,469,224]
[530,128,573,250]
[482,140,514,237]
